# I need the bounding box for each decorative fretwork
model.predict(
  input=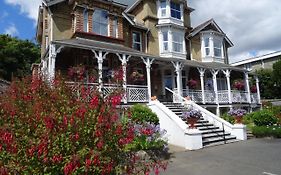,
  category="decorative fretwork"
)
[127,85,148,102]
